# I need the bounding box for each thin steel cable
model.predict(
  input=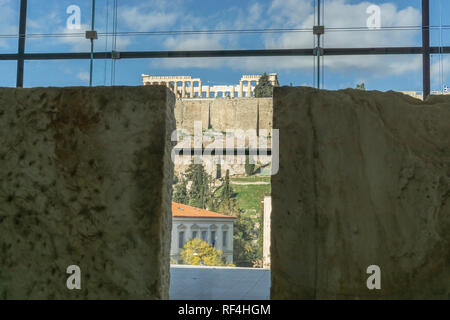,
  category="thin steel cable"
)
[313,0,316,86]
[322,0,325,89]
[103,0,110,86]
[439,0,443,92]
[111,0,118,86]
[3,25,449,40]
